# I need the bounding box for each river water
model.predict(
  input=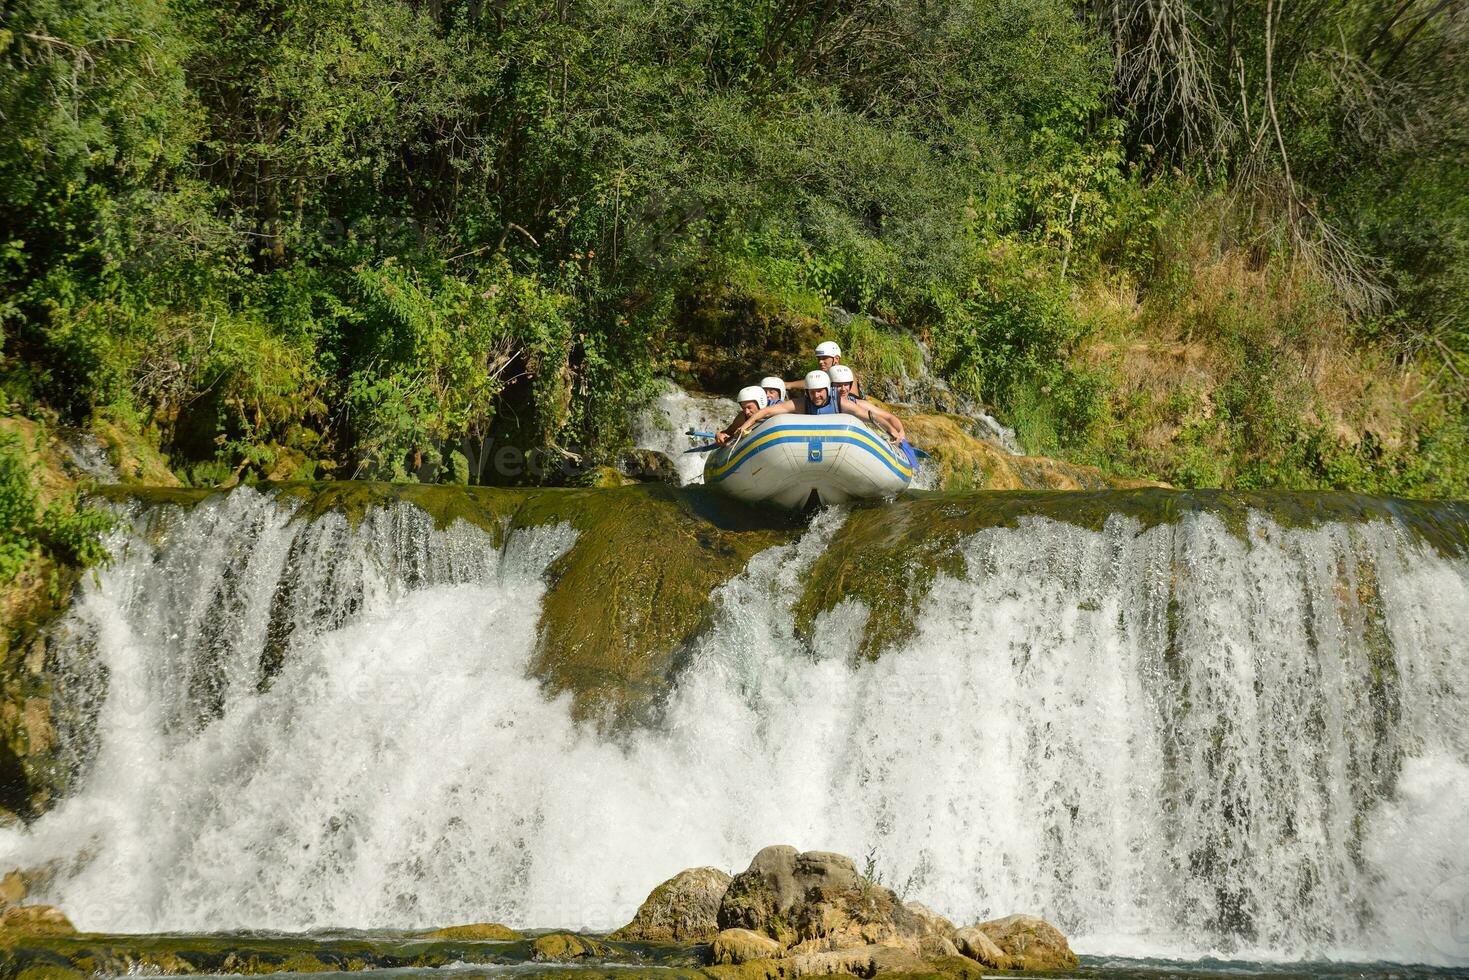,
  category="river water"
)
[2,486,1467,975]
